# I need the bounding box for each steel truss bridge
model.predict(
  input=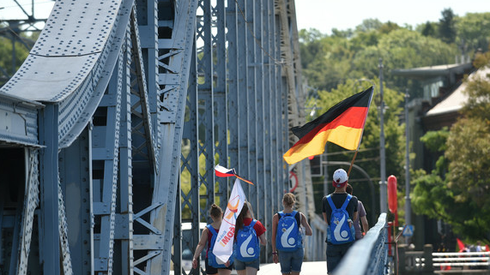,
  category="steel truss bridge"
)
[0,0,389,274]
